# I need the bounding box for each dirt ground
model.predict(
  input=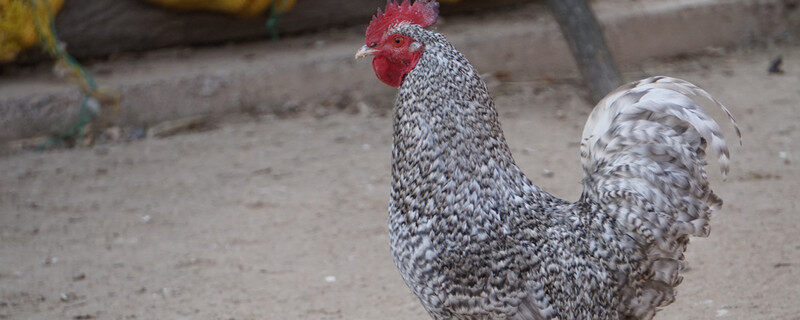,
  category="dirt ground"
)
[1,43,799,319]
